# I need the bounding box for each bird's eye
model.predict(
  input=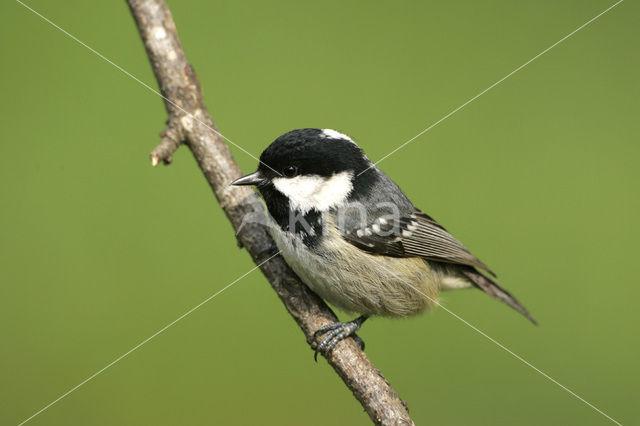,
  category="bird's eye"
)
[283,166,298,177]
